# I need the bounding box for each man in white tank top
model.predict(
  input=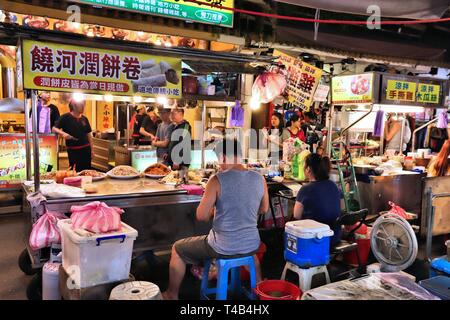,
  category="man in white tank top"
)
[162,139,269,300]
